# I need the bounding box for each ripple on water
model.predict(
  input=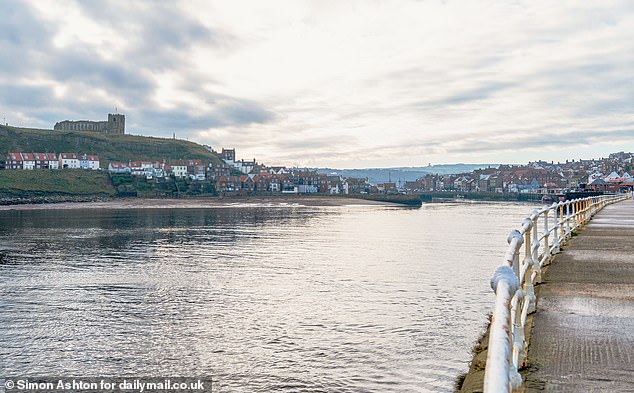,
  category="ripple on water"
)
[0,202,534,392]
